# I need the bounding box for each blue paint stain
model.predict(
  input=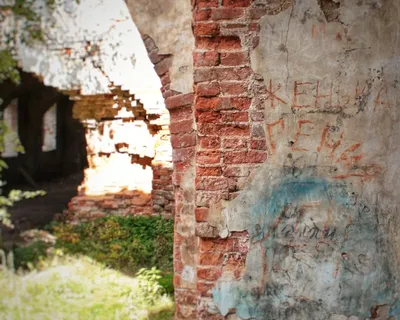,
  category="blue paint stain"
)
[249,177,349,237]
[212,175,398,319]
[390,302,400,317]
